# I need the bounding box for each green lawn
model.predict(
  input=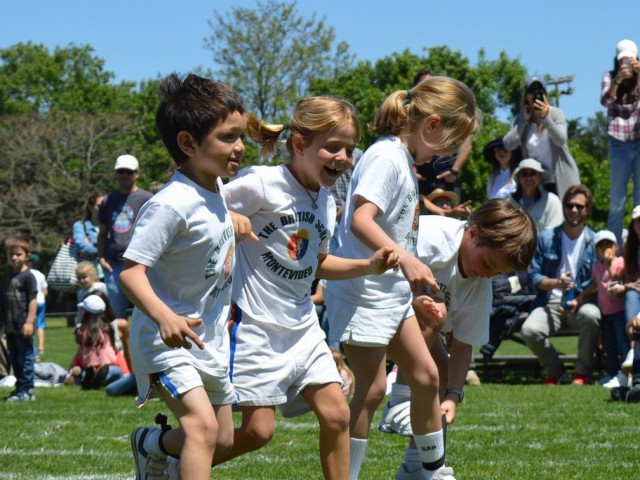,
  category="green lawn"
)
[1,319,638,479]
